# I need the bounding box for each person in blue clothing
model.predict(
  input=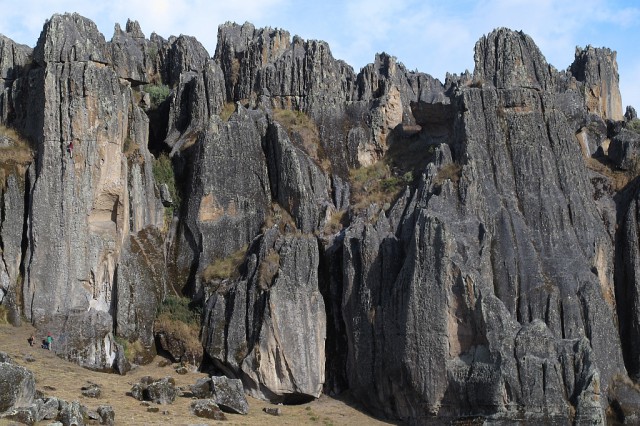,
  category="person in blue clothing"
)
[45,332,53,351]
